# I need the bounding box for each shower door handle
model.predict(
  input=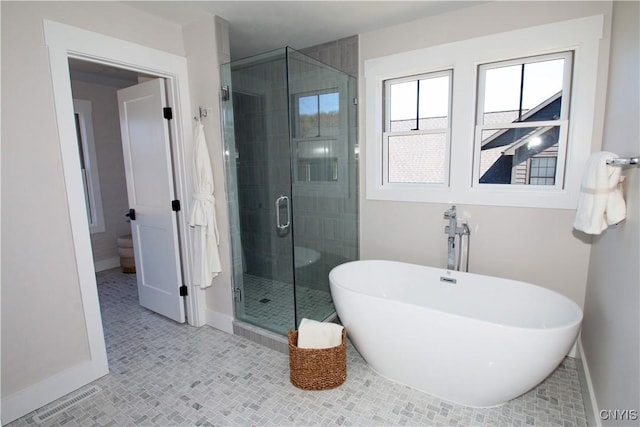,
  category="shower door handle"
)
[275,195,290,232]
